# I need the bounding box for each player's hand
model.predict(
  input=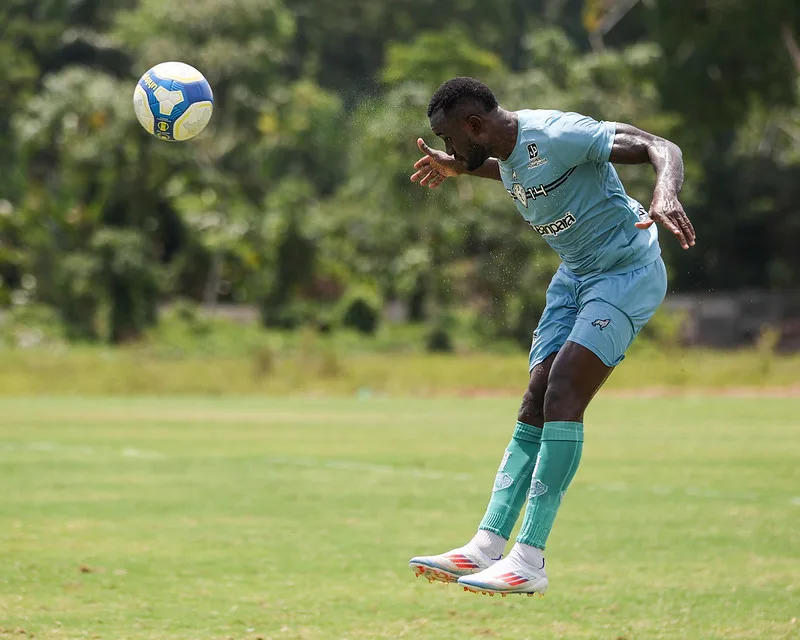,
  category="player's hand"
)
[410,138,463,189]
[637,188,696,250]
